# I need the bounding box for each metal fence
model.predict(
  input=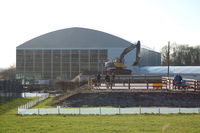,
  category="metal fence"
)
[18,106,200,115]
[18,94,49,110]
[0,79,24,104]
[89,75,200,91]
